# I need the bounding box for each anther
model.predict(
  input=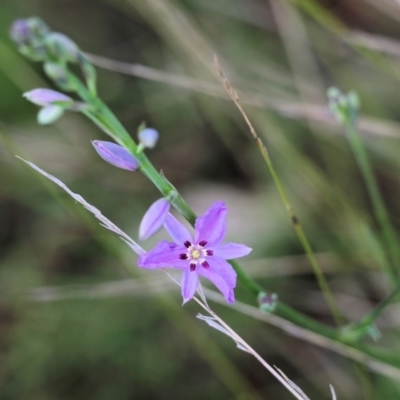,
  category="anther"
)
[201,261,210,269]
[190,263,196,271]
[184,240,191,248]
[206,250,214,256]
[198,240,207,247]
[179,254,188,260]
